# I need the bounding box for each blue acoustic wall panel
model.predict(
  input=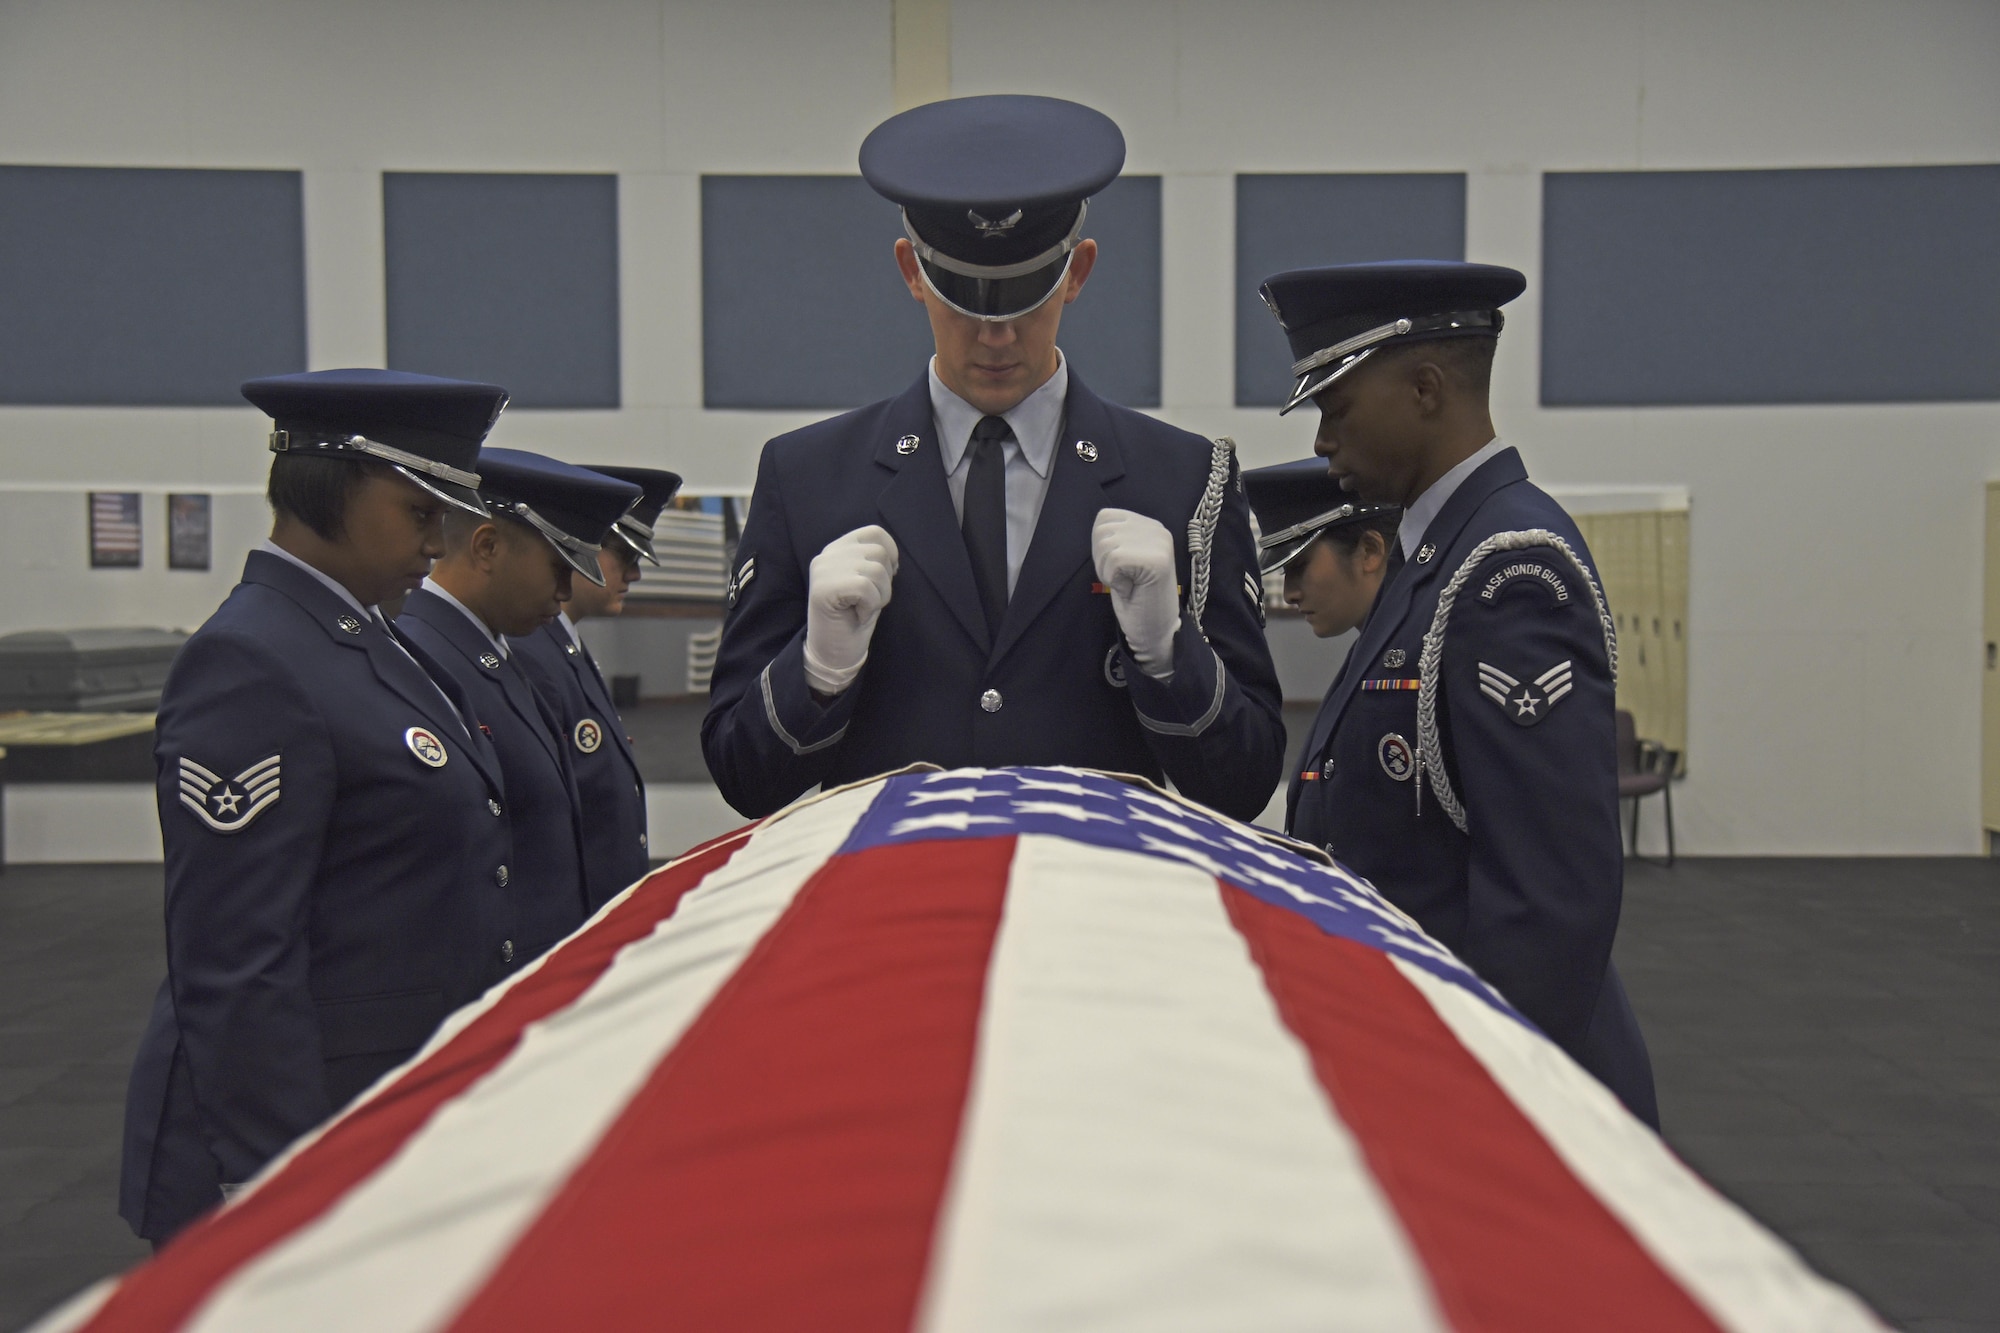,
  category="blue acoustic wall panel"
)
[384,173,621,409]
[0,166,305,405]
[702,175,1161,410]
[1542,166,2000,406]
[1235,174,1466,407]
